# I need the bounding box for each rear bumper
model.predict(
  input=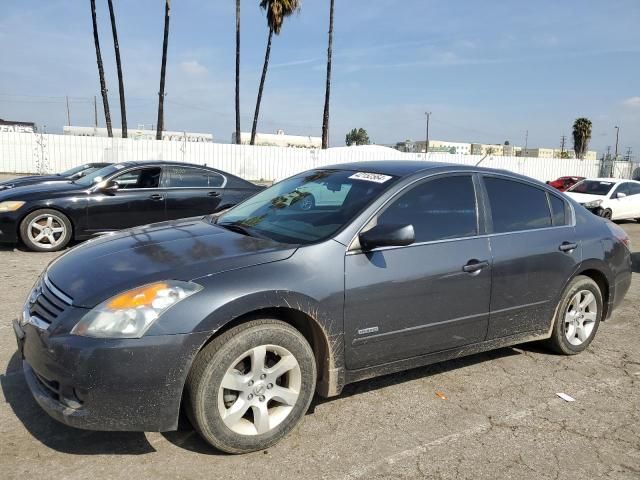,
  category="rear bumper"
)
[15,319,209,432]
